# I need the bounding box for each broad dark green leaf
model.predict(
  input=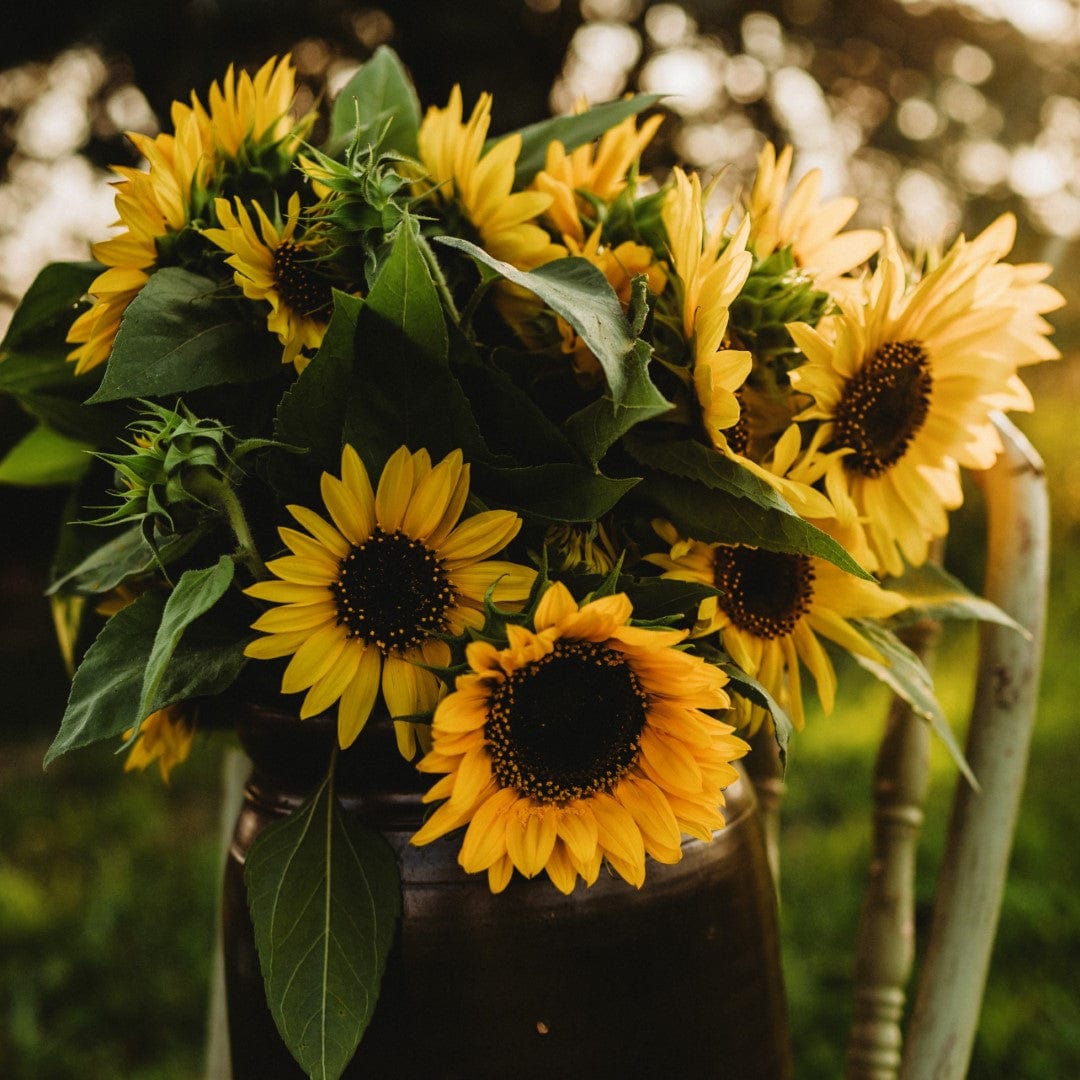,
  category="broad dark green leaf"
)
[436,240,638,406]
[139,557,234,722]
[504,93,664,186]
[627,436,873,579]
[88,268,279,403]
[329,46,421,156]
[850,618,979,789]
[474,461,638,522]
[44,590,166,766]
[246,770,402,1080]
[270,291,363,504]
[346,218,486,475]
[0,424,93,486]
[565,340,672,464]
[47,524,204,596]
[884,561,1027,636]
[553,571,719,623]
[0,261,100,356]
